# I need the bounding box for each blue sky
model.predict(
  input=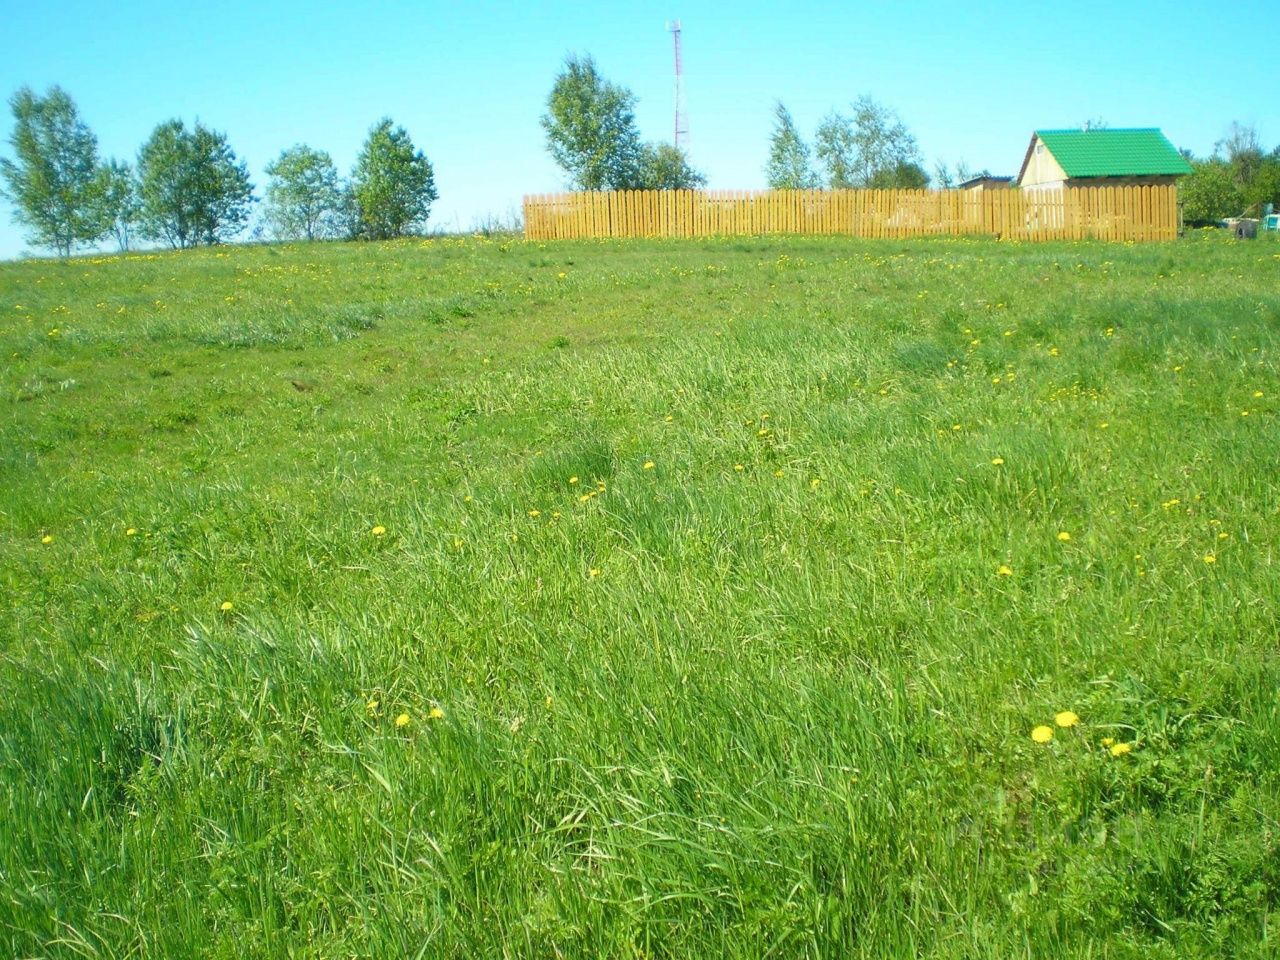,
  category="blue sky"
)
[0,0,1275,258]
